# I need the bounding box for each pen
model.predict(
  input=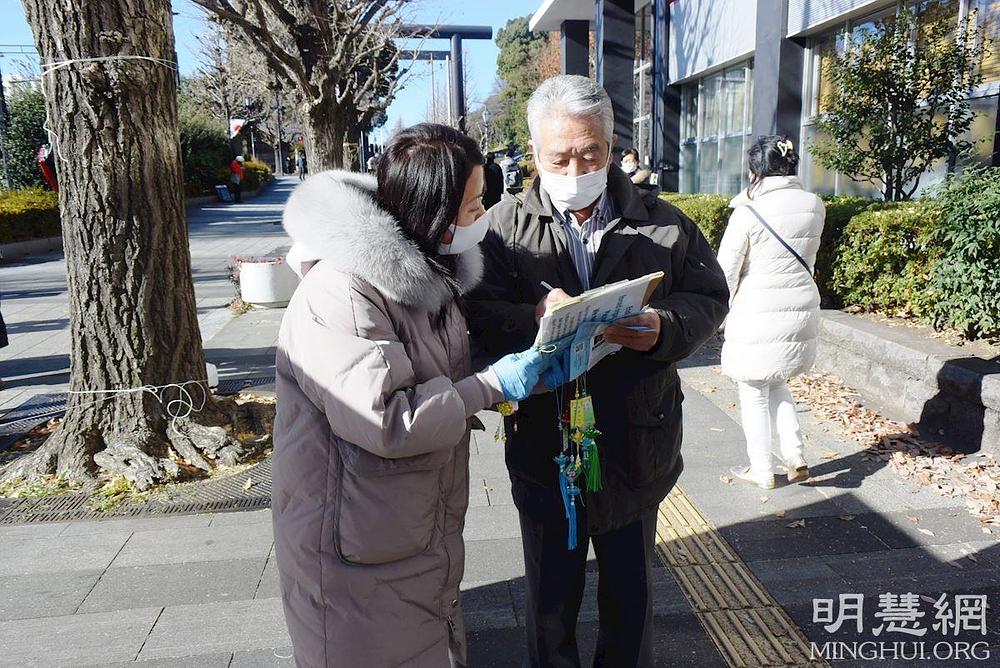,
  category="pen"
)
[541,281,556,292]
